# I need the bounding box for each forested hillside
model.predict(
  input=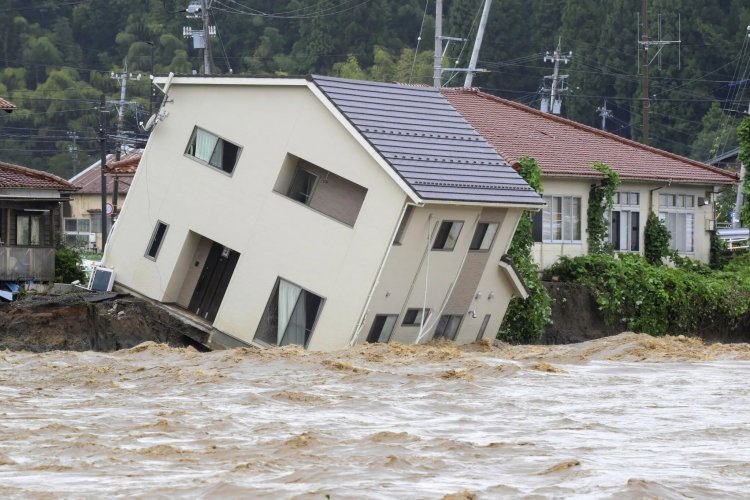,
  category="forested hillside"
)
[1,0,749,176]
